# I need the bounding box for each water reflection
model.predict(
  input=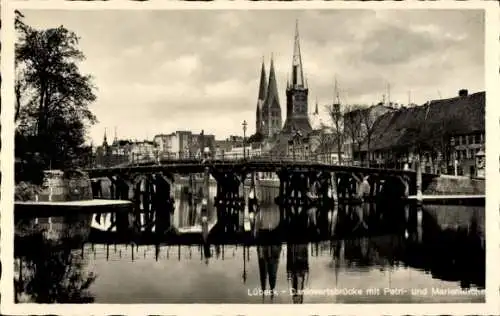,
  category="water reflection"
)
[257,245,282,300]
[287,243,309,304]
[14,181,485,303]
[14,214,96,303]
